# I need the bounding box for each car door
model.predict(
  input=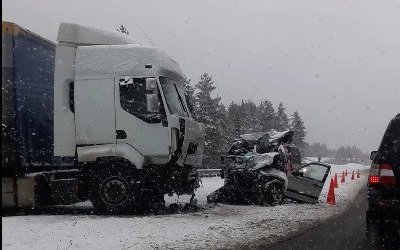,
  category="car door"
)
[285,162,331,203]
